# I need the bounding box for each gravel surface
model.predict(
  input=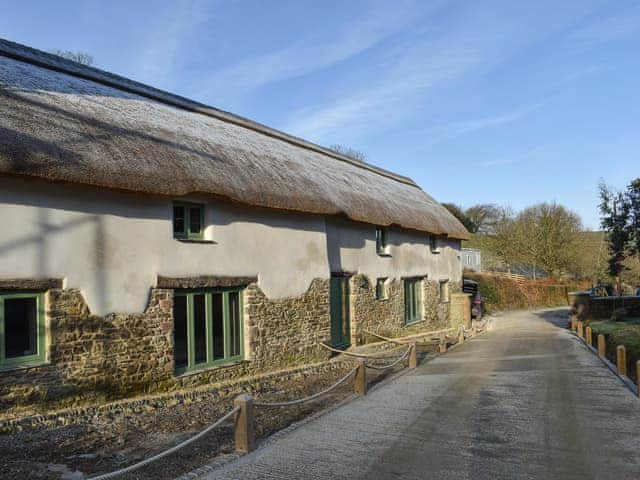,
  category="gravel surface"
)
[0,347,429,480]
